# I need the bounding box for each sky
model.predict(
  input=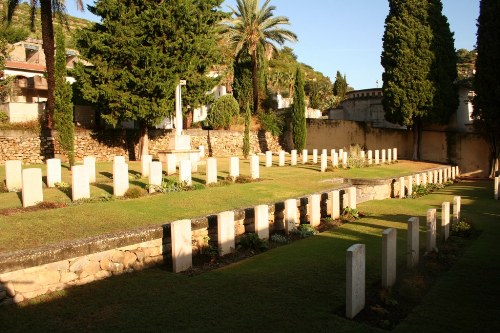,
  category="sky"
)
[65,0,480,90]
